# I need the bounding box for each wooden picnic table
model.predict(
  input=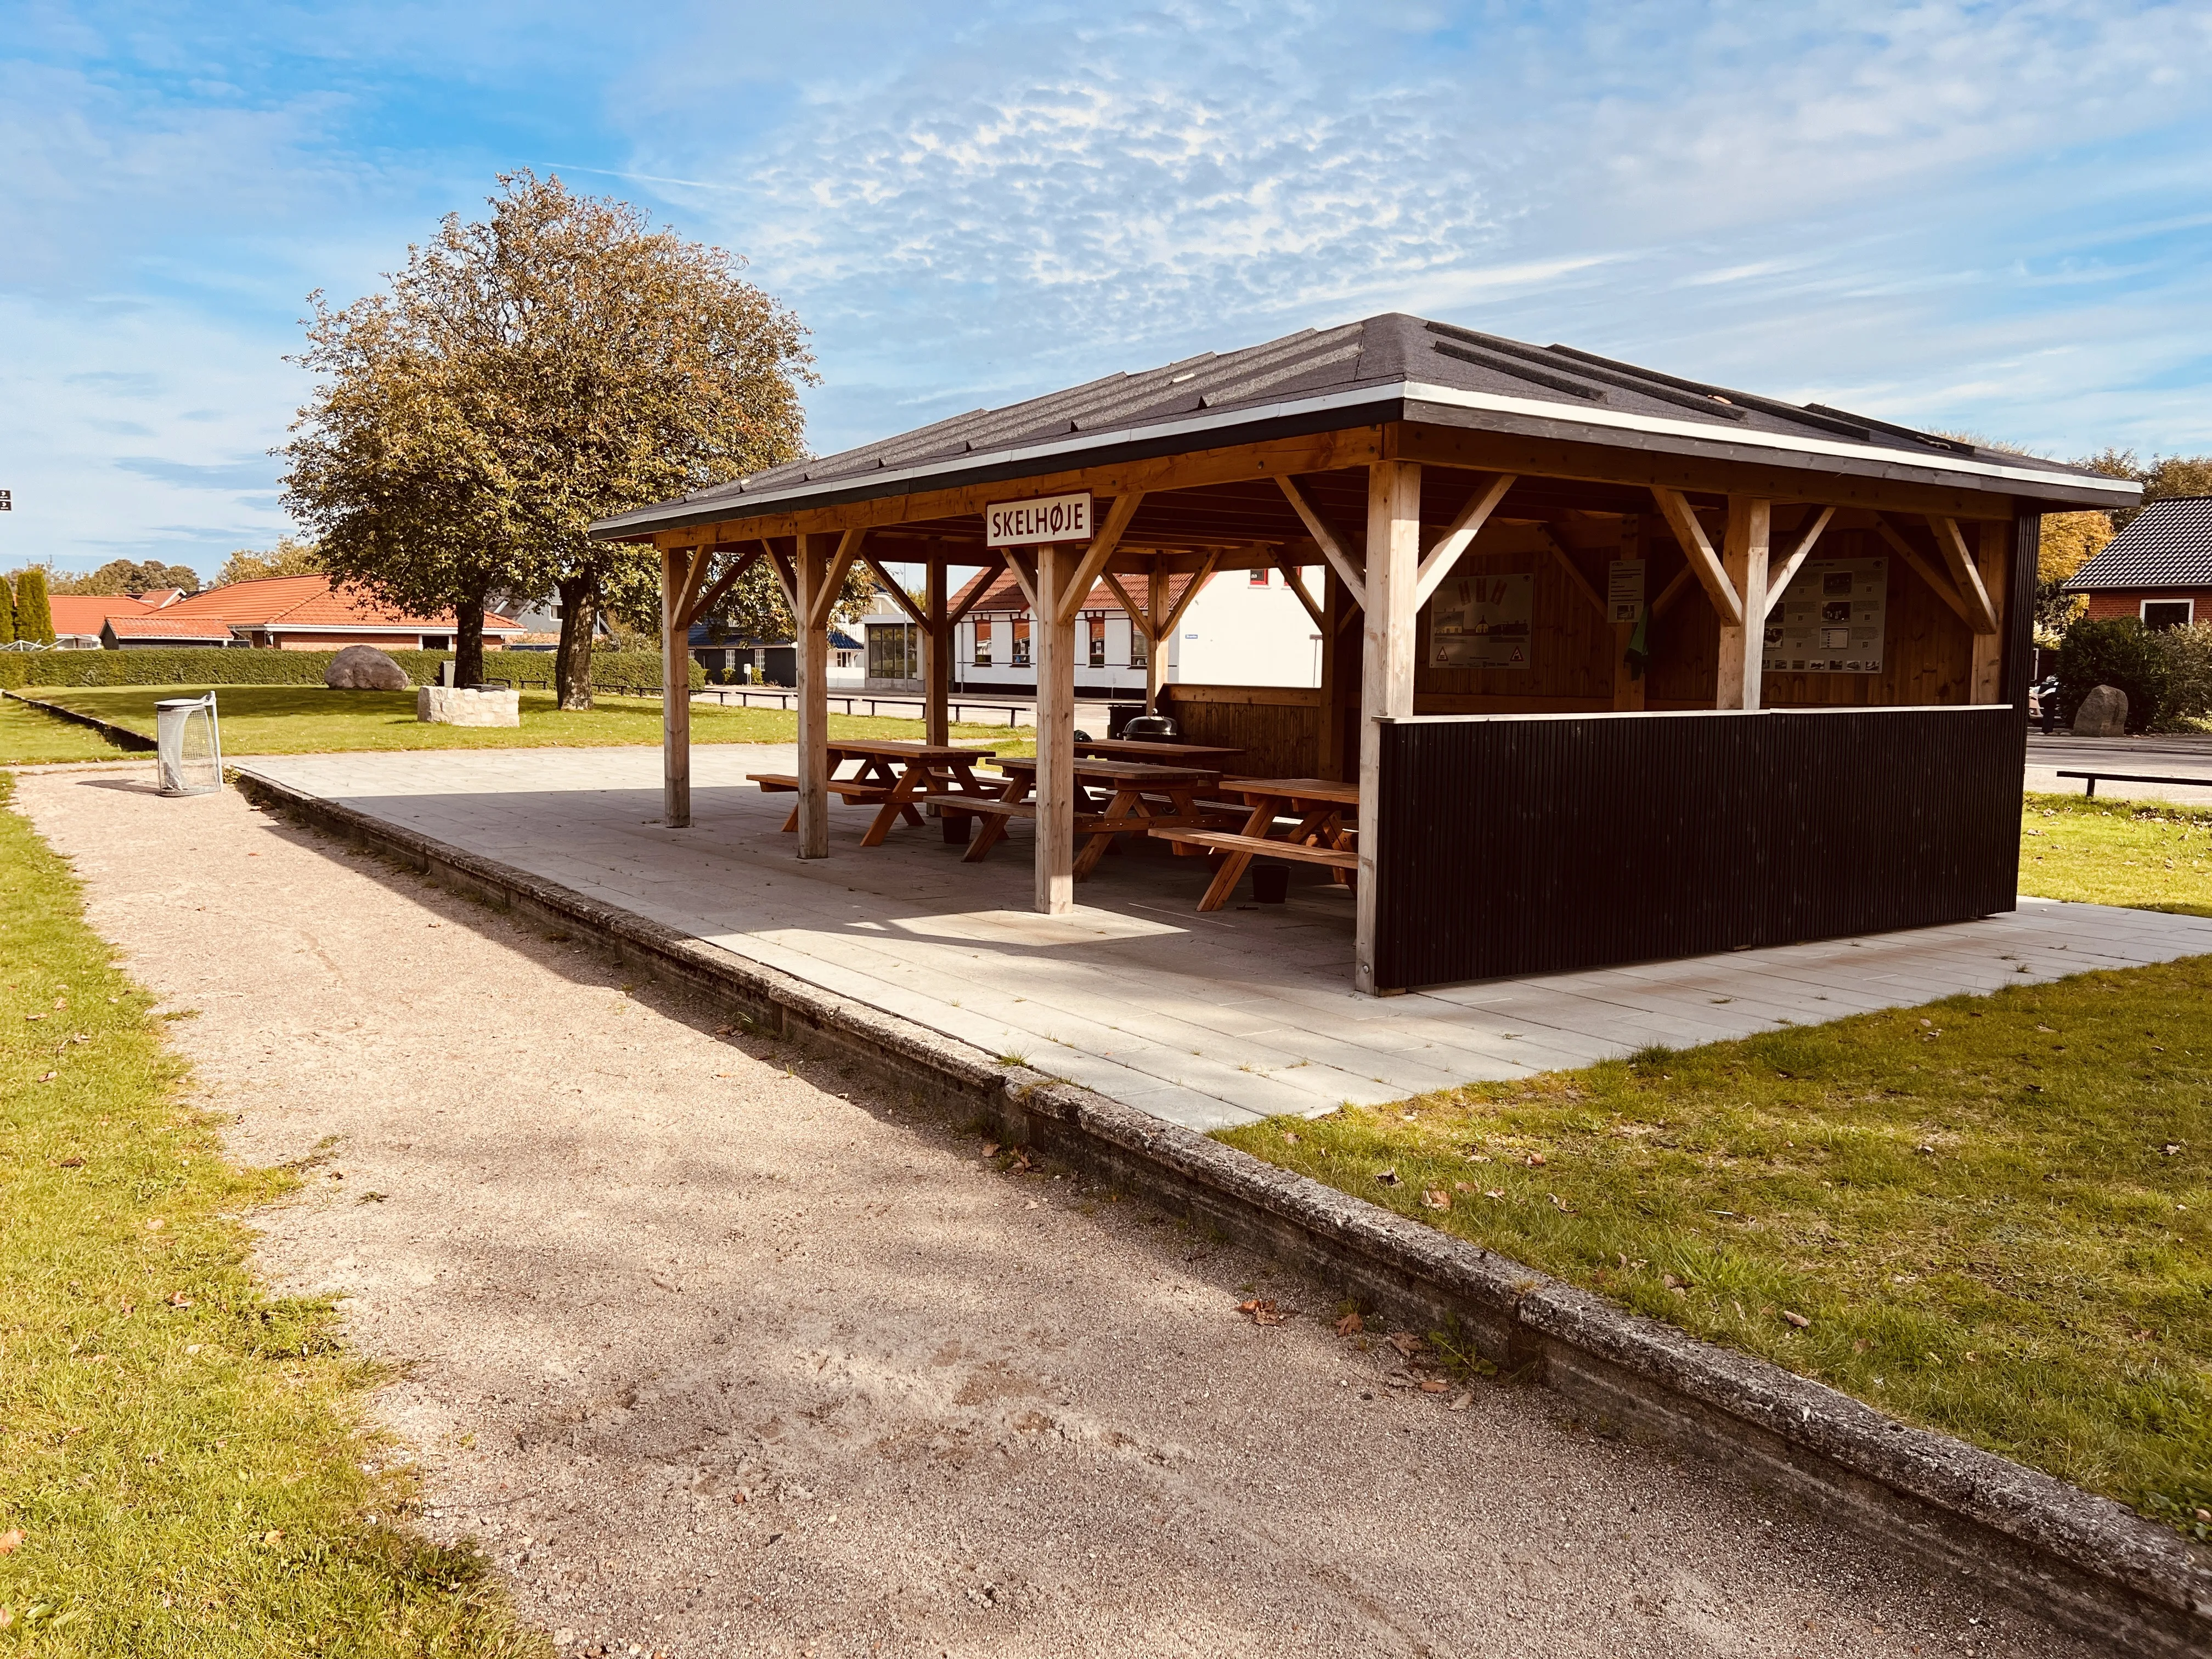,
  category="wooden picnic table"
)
[930,756,1221,876]
[1072,737,1246,771]
[1152,776,1361,911]
[750,738,1000,847]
